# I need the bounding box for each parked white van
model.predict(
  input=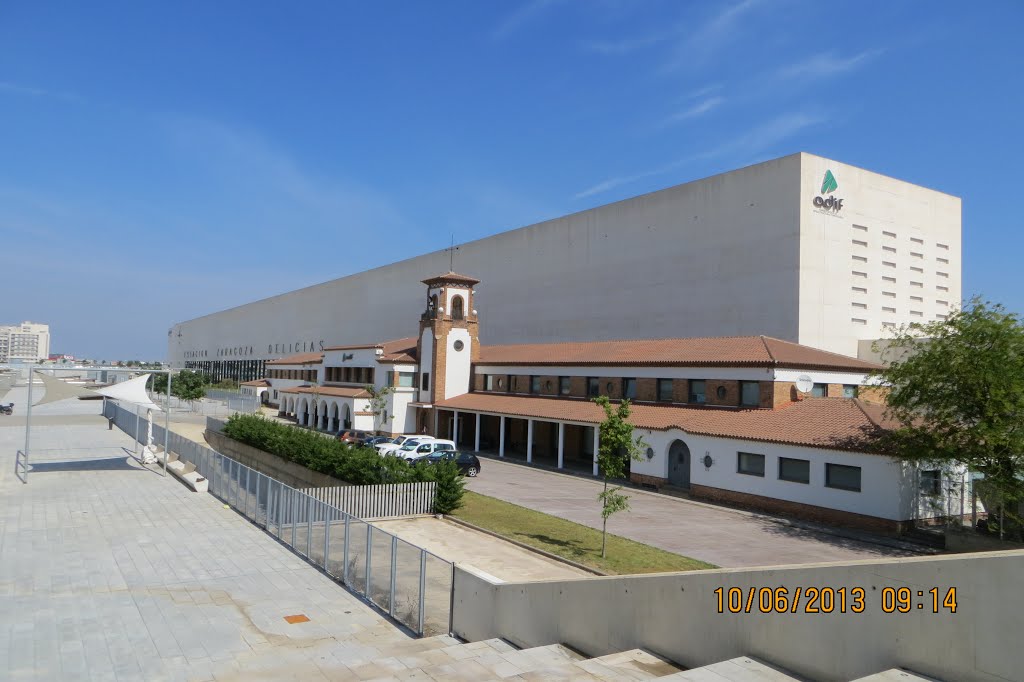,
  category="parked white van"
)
[400,439,456,462]
[377,435,434,456]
